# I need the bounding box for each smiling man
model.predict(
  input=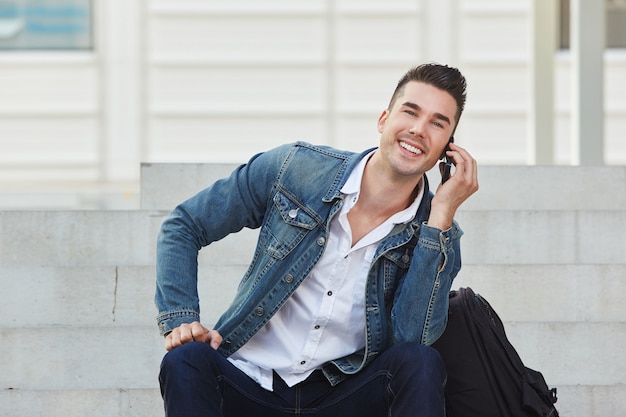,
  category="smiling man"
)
[156,63,478,417]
